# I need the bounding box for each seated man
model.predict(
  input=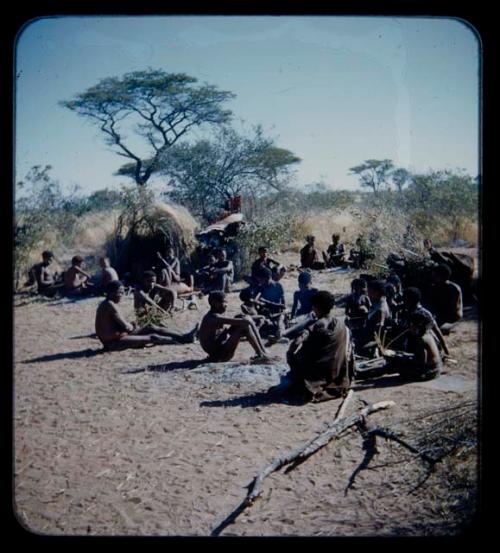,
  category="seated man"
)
[99,256,119,290]
[133,270,176,315]
[29,250,62,297]
[395,287,449,357]
[95,280,198,351]
[323,233,346,268]
[285,291,354,402]
[249,246,286,287]
[64,255,94,295]
[426,264,463,333]
[300,235,324,270]
[290,271,318,320]
[198,291,272,363]
[238,288,266,330]
[254,266,287,338]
